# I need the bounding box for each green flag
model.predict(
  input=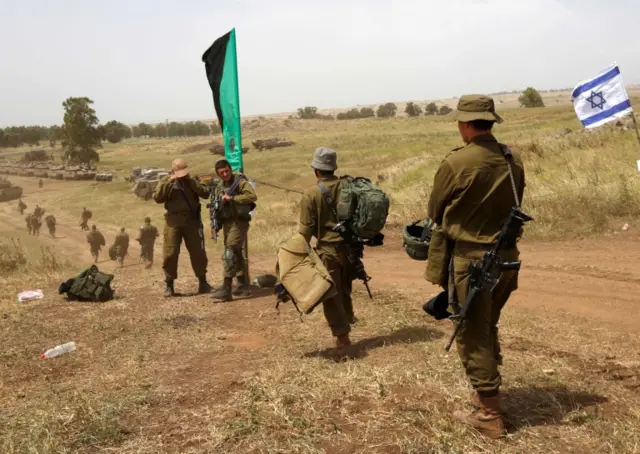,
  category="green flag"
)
[202,28,243,171]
